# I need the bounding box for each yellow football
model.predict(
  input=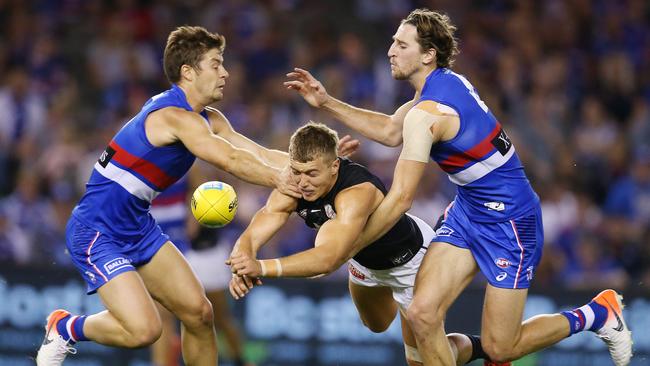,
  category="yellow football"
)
[190,181,238,228]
